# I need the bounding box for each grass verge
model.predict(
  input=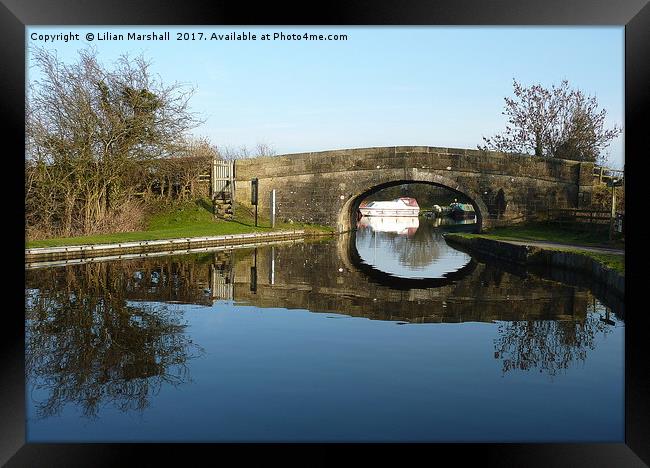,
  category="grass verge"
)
[26,198,334,248]
[553,249,624,275]
[477,222,624,248]
[449,223,625,275]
